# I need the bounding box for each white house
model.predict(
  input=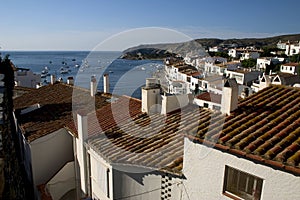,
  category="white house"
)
[204,57,228,76]
[240,51,260,60]
[256,57,284,71]
[228,48,243,58]
[14,81,110,199]
[280,63,300,75]
[225,69,262,86]
[285,42,300,56]
[251,73,272,92]
[67,93,188,200]
[271,73,300,86]
[165,61,201,94]
[277,40,300,56]
[182,85,300,200]
[14,68,41,88]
